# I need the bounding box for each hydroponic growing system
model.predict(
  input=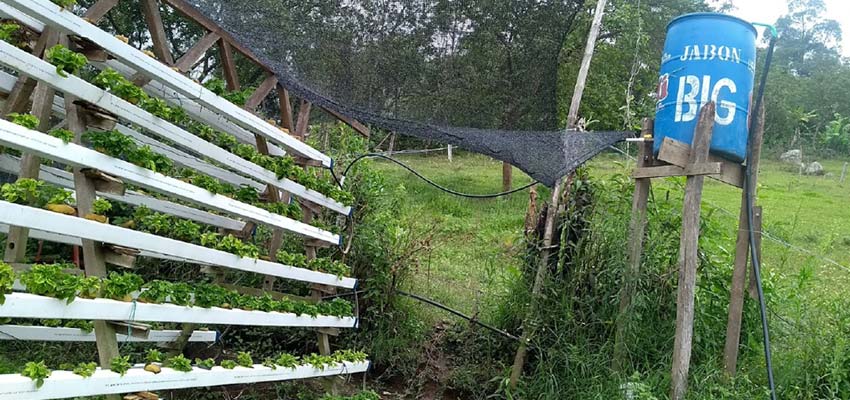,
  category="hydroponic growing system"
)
[0,1,369,399]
